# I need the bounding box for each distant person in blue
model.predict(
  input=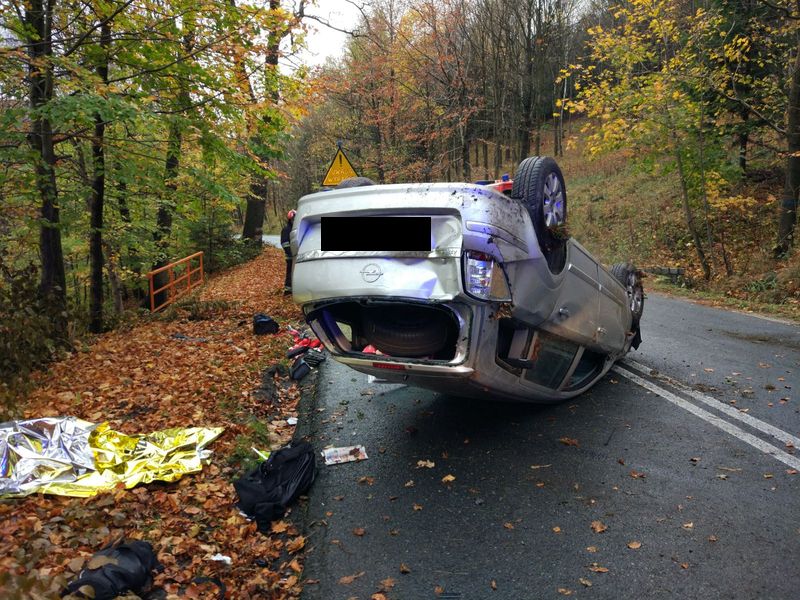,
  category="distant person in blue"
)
[281,209,296,295]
